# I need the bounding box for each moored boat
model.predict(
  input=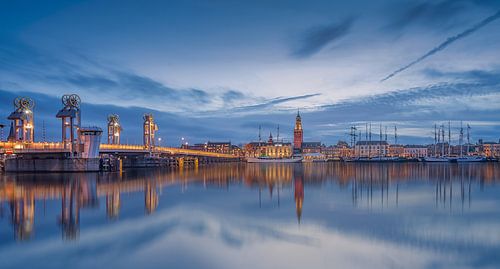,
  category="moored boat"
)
[247,157,303,163]
[423,156,451,162]
[456,156,486,162]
